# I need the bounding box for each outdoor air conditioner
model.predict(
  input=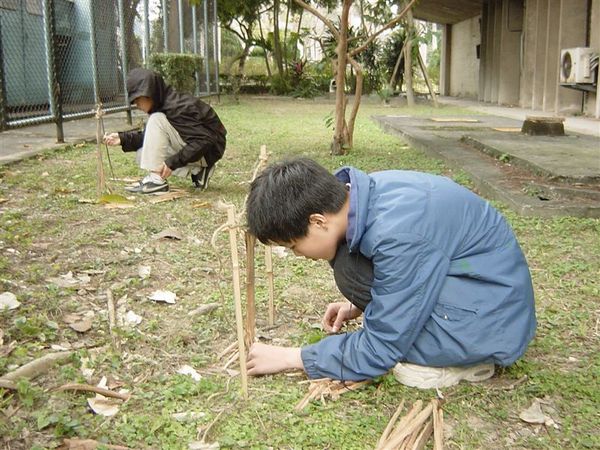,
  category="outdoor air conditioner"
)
[560,47,597,84]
